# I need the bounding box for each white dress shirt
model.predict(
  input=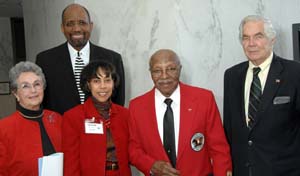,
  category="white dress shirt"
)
[155,85,180,155]
[244,52,273,125]
[68,42,90,72]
